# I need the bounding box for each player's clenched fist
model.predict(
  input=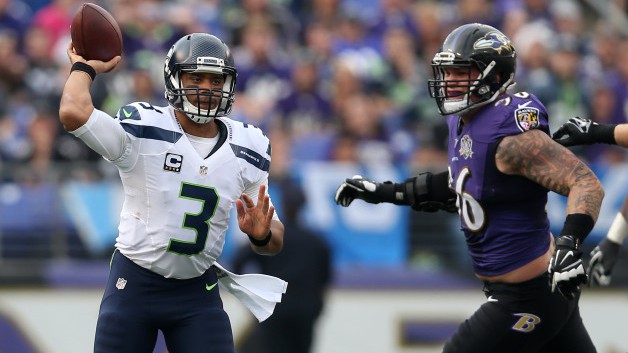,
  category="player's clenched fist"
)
[548,235,588,299]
